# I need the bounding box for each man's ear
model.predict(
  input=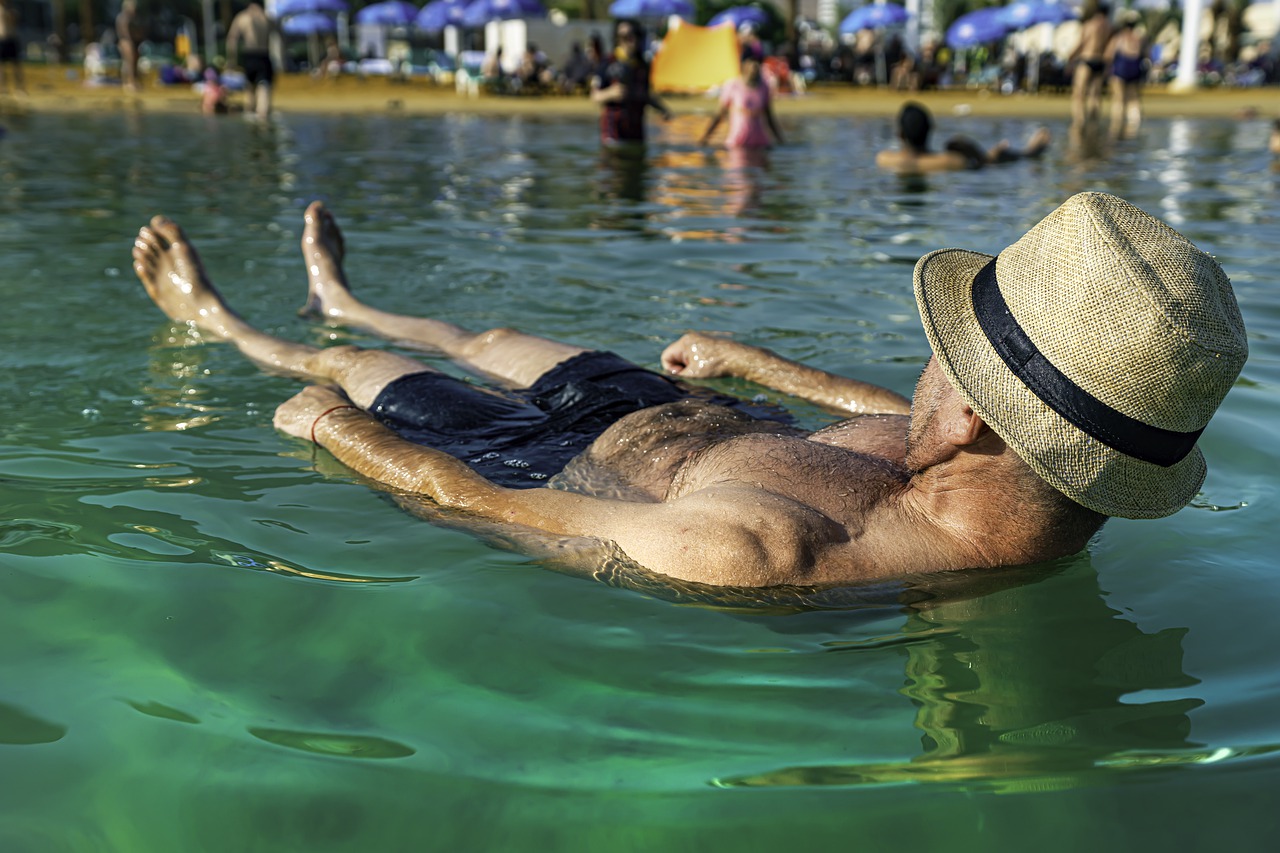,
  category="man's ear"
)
[944,402,989,447]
